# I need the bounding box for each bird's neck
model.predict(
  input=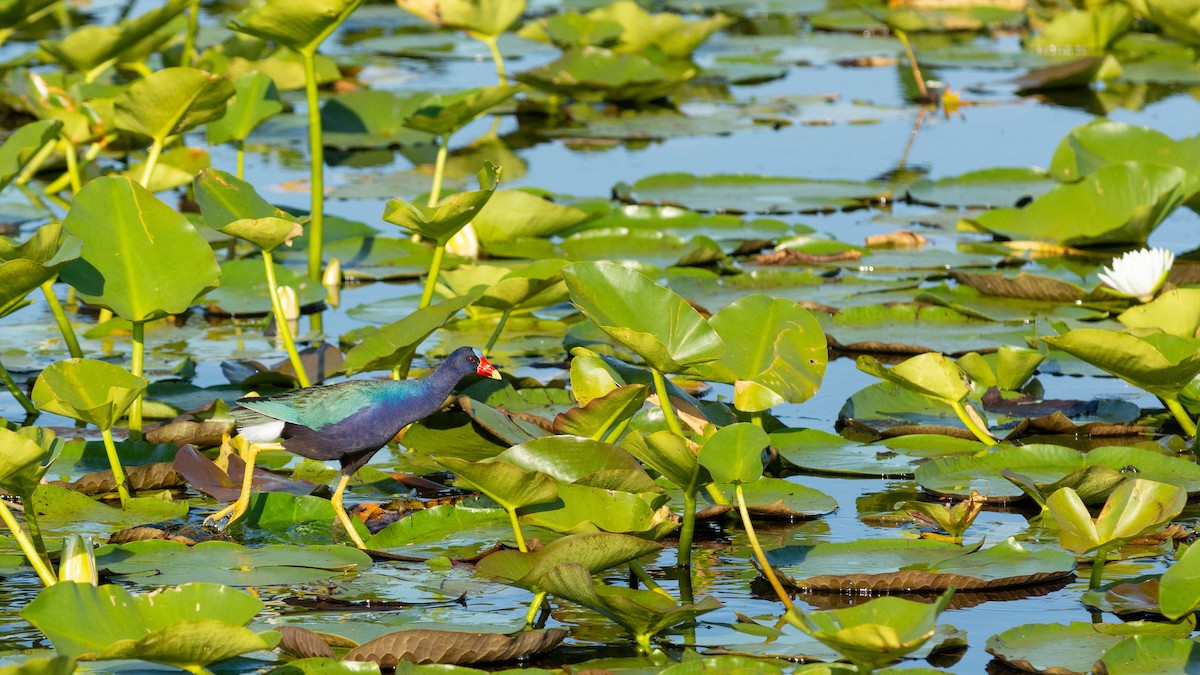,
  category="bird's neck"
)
[421,360,468,400]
